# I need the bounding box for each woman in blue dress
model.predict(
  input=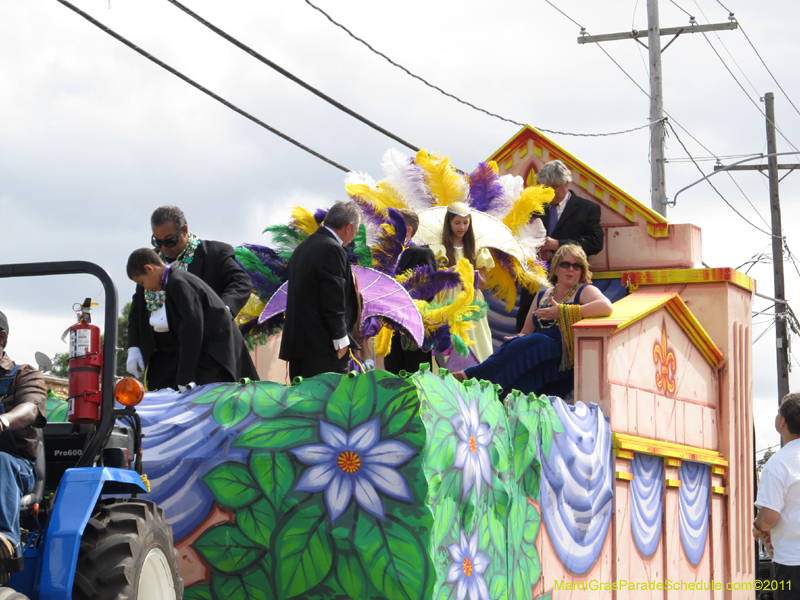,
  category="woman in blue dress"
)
[453,244,613,399]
